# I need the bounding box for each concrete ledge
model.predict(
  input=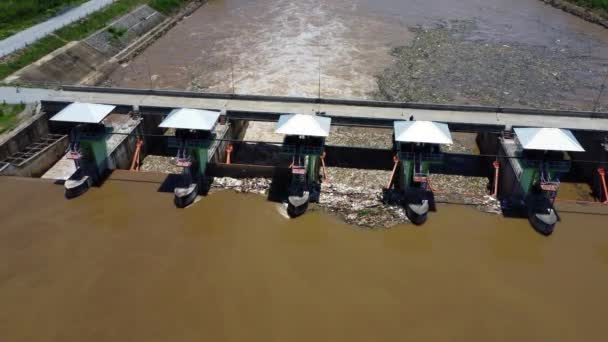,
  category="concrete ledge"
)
[61,85,608,119]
